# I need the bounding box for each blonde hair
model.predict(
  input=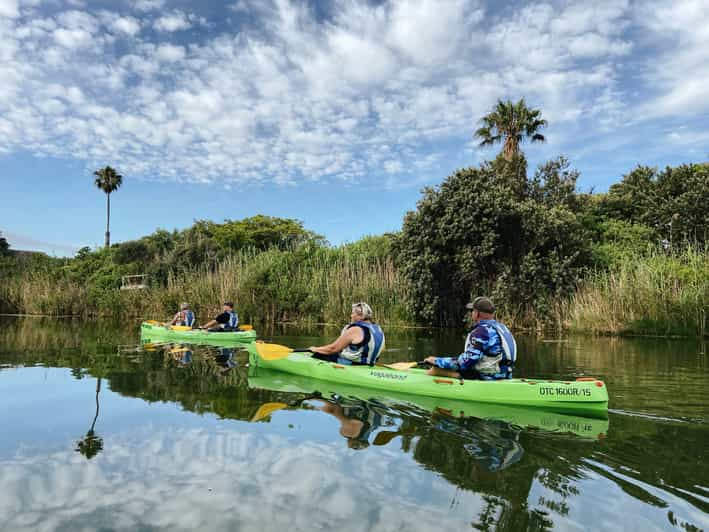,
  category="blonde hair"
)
[351,302,373,320]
